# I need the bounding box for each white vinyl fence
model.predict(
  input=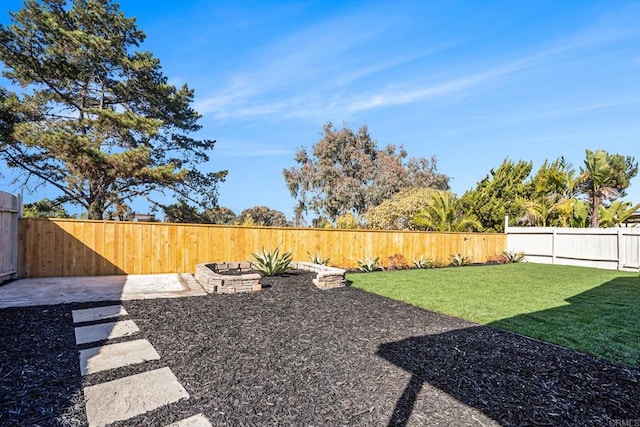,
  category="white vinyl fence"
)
[506,225,640,272]
[0,191,20,282]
